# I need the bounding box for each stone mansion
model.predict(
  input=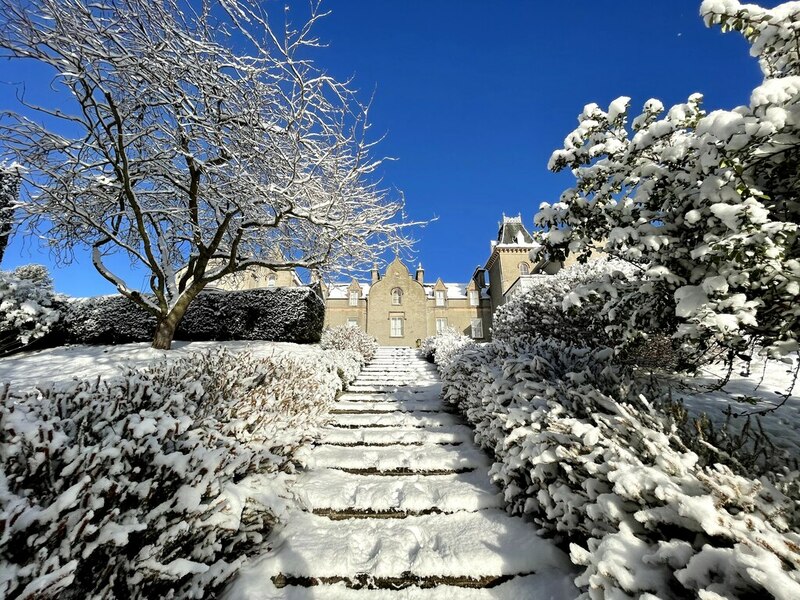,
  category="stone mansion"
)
[212,215,568,346]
